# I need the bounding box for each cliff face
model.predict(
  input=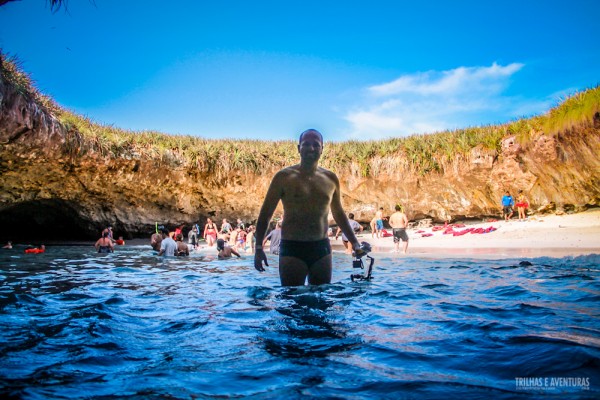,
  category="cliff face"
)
[1,74,599,241]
